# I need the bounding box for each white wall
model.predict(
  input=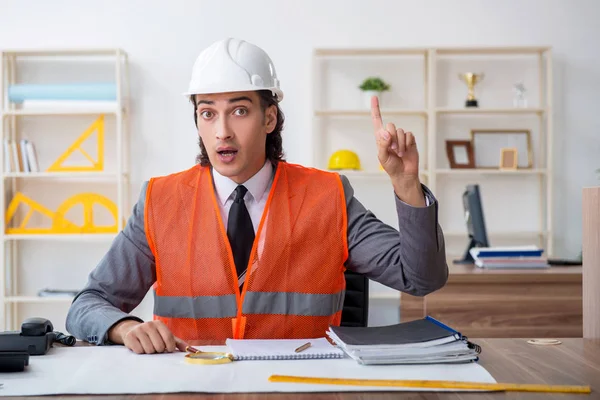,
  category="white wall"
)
[1,0,599,330]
